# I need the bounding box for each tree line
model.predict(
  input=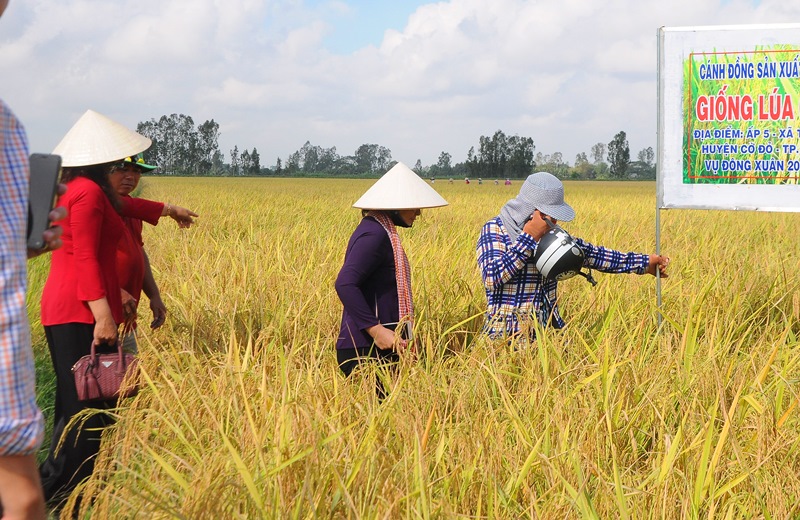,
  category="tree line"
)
[136,113,656,180]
